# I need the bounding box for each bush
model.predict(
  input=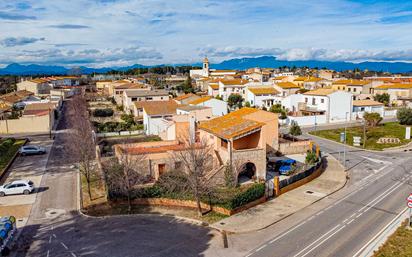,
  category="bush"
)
[397,108,412,125]
[223,183,265,210]
[0,138,16,155]
[364,112,382,127]
[93,108,114,117]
